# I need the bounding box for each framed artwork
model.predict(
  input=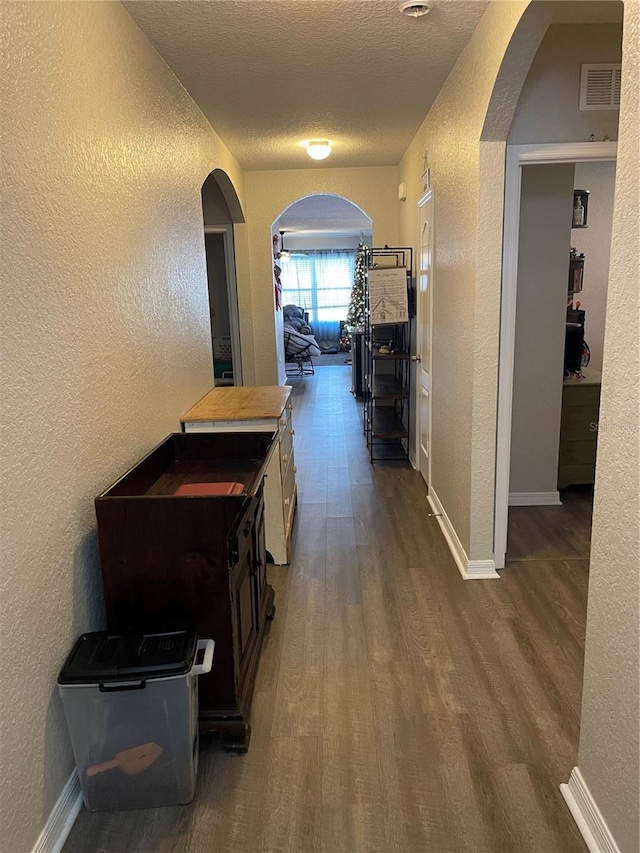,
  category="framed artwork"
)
[368,267,408,325]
